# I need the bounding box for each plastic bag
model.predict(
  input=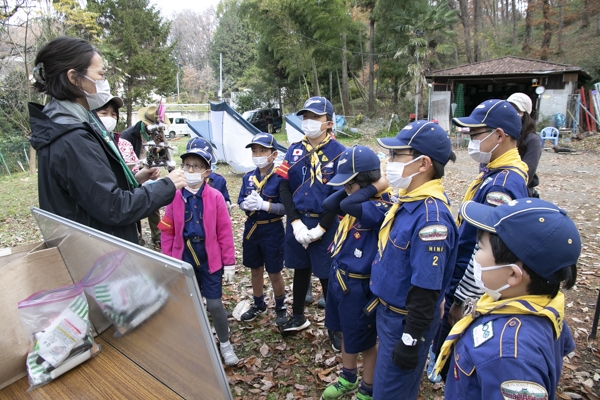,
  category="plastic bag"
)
[81,251,169,337]
[18,284,100,391]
